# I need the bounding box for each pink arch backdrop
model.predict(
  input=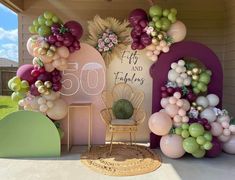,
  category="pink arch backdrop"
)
[61,43,106,145]
[149,41,223,148]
